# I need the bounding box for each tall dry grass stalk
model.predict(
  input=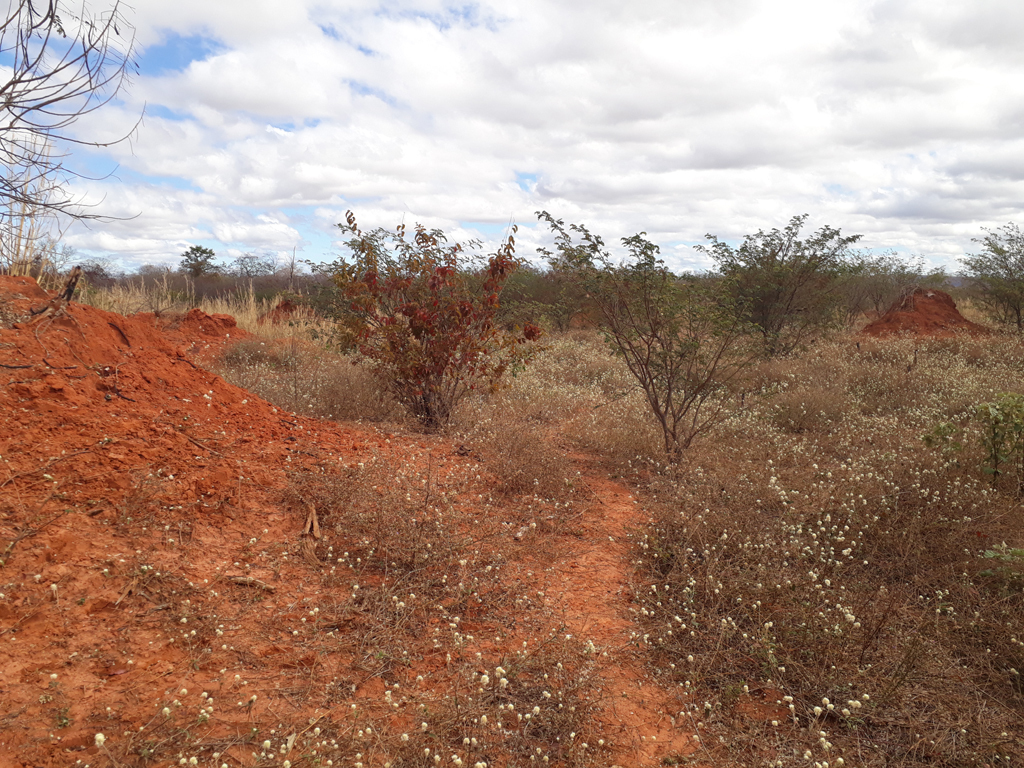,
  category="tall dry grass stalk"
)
[78,273,197,316]
[79,277,334,339]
